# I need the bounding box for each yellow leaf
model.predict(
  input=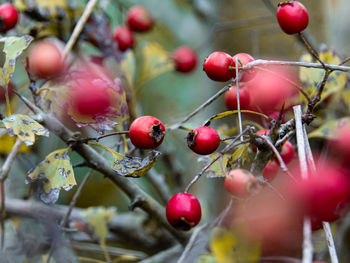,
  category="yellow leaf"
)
[205,154,231,178]
[308,117,350,139]
[26,148,76,203]
[3,114,49,146]
[204,110,269,126]
[231,143,250,166]
[0,132,30,154]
